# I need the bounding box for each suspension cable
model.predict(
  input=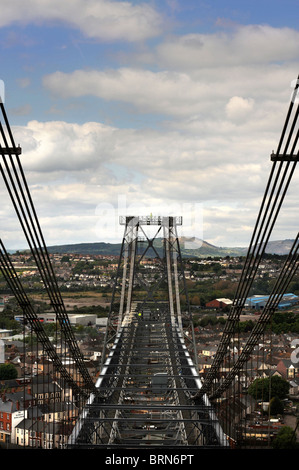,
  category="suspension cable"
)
[196,75,299,398]
[210,233,299,399]
[0,239,87,399]
[0,102,96,393]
